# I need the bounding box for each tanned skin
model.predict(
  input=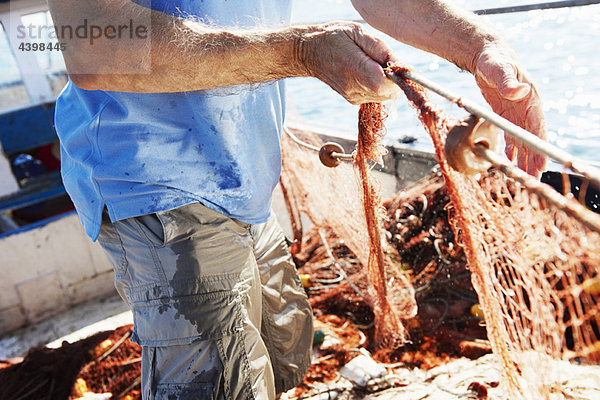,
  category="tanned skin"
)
[48,0,547,176]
